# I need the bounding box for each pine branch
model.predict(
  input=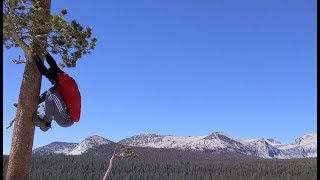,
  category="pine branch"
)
[9,25,30,52]
[4,13,30,52]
